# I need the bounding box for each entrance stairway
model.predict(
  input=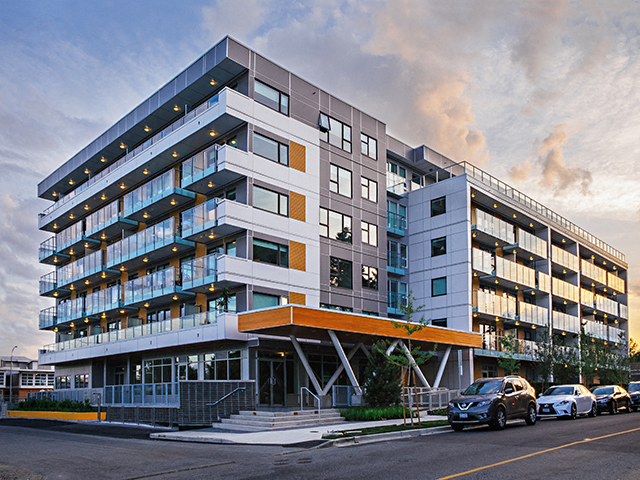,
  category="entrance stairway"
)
[215,409,345,432]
